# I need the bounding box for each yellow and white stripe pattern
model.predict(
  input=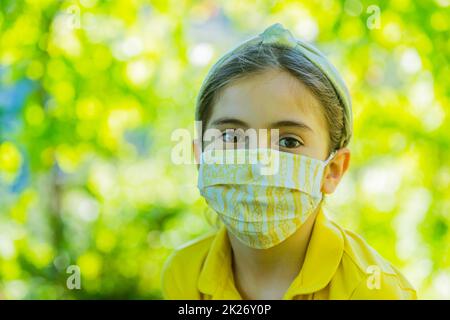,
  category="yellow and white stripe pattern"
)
[198,148,334,249]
